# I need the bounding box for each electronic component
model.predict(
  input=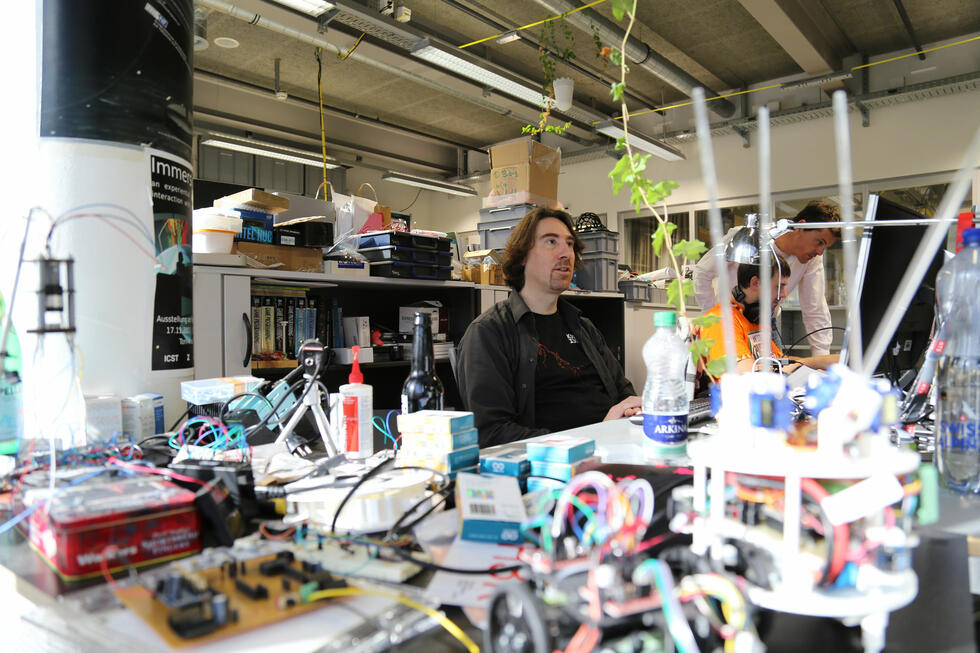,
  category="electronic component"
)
[525,436,595,463]
[457,473,525,544]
